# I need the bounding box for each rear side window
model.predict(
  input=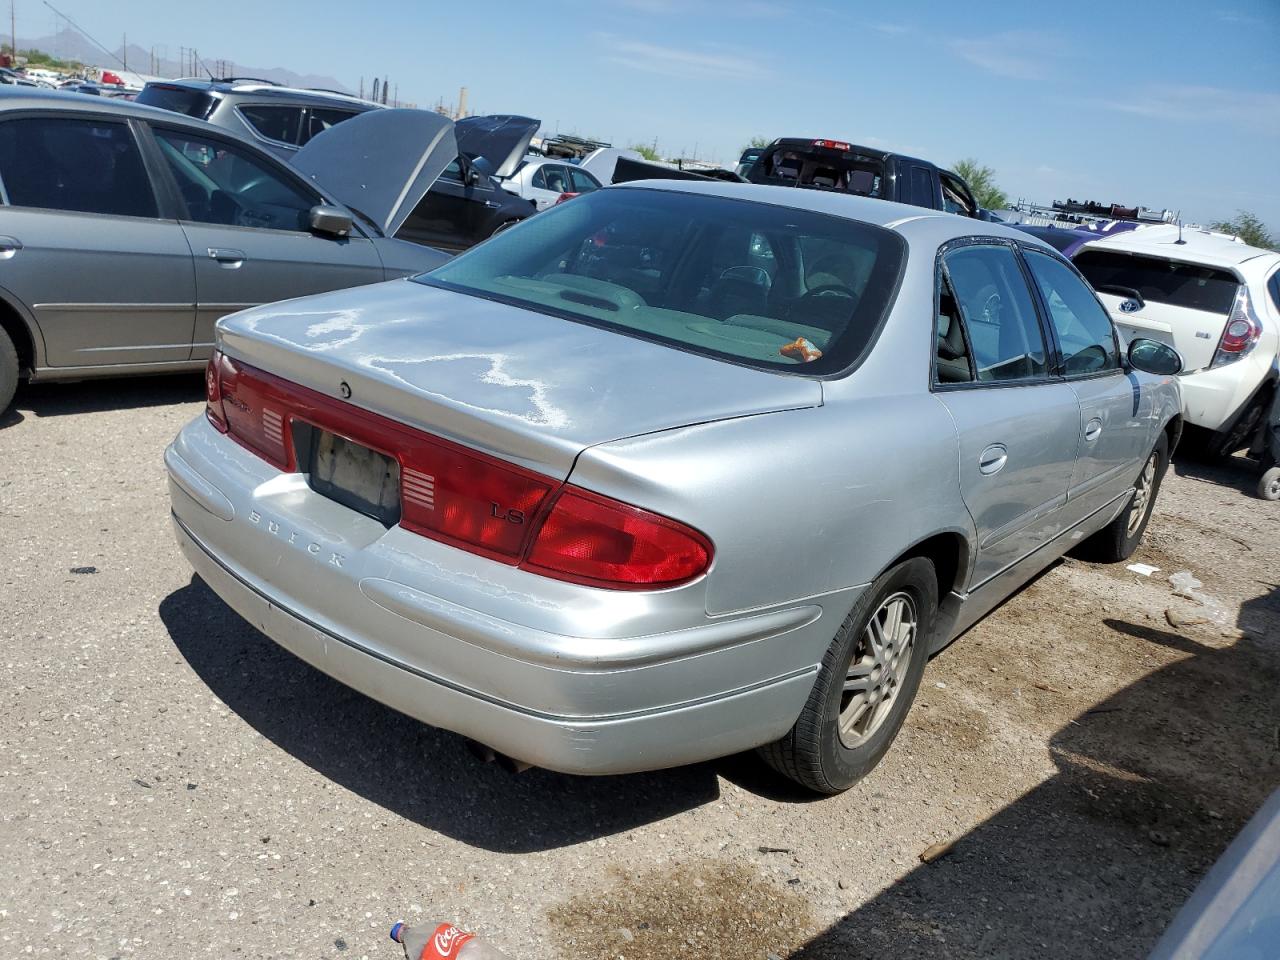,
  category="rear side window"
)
[420,187,906,375]
[0,117,157,218]
[1268,271,1280,313]
[238,105,303,145]
[569,168,599,193]
[136,84,217,120]
[1024,250,1120,375]
[942,244,1047,382]
[907,166,935,207]
[301,107,359,145]
[1074,250,1240,315]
